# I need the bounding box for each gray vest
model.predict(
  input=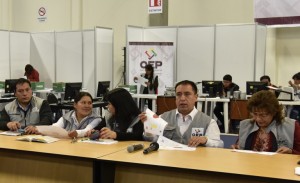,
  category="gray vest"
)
[4,96,44,127]
[62,111,101,131]
[161,109,211,145]
[238,117,295,150]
